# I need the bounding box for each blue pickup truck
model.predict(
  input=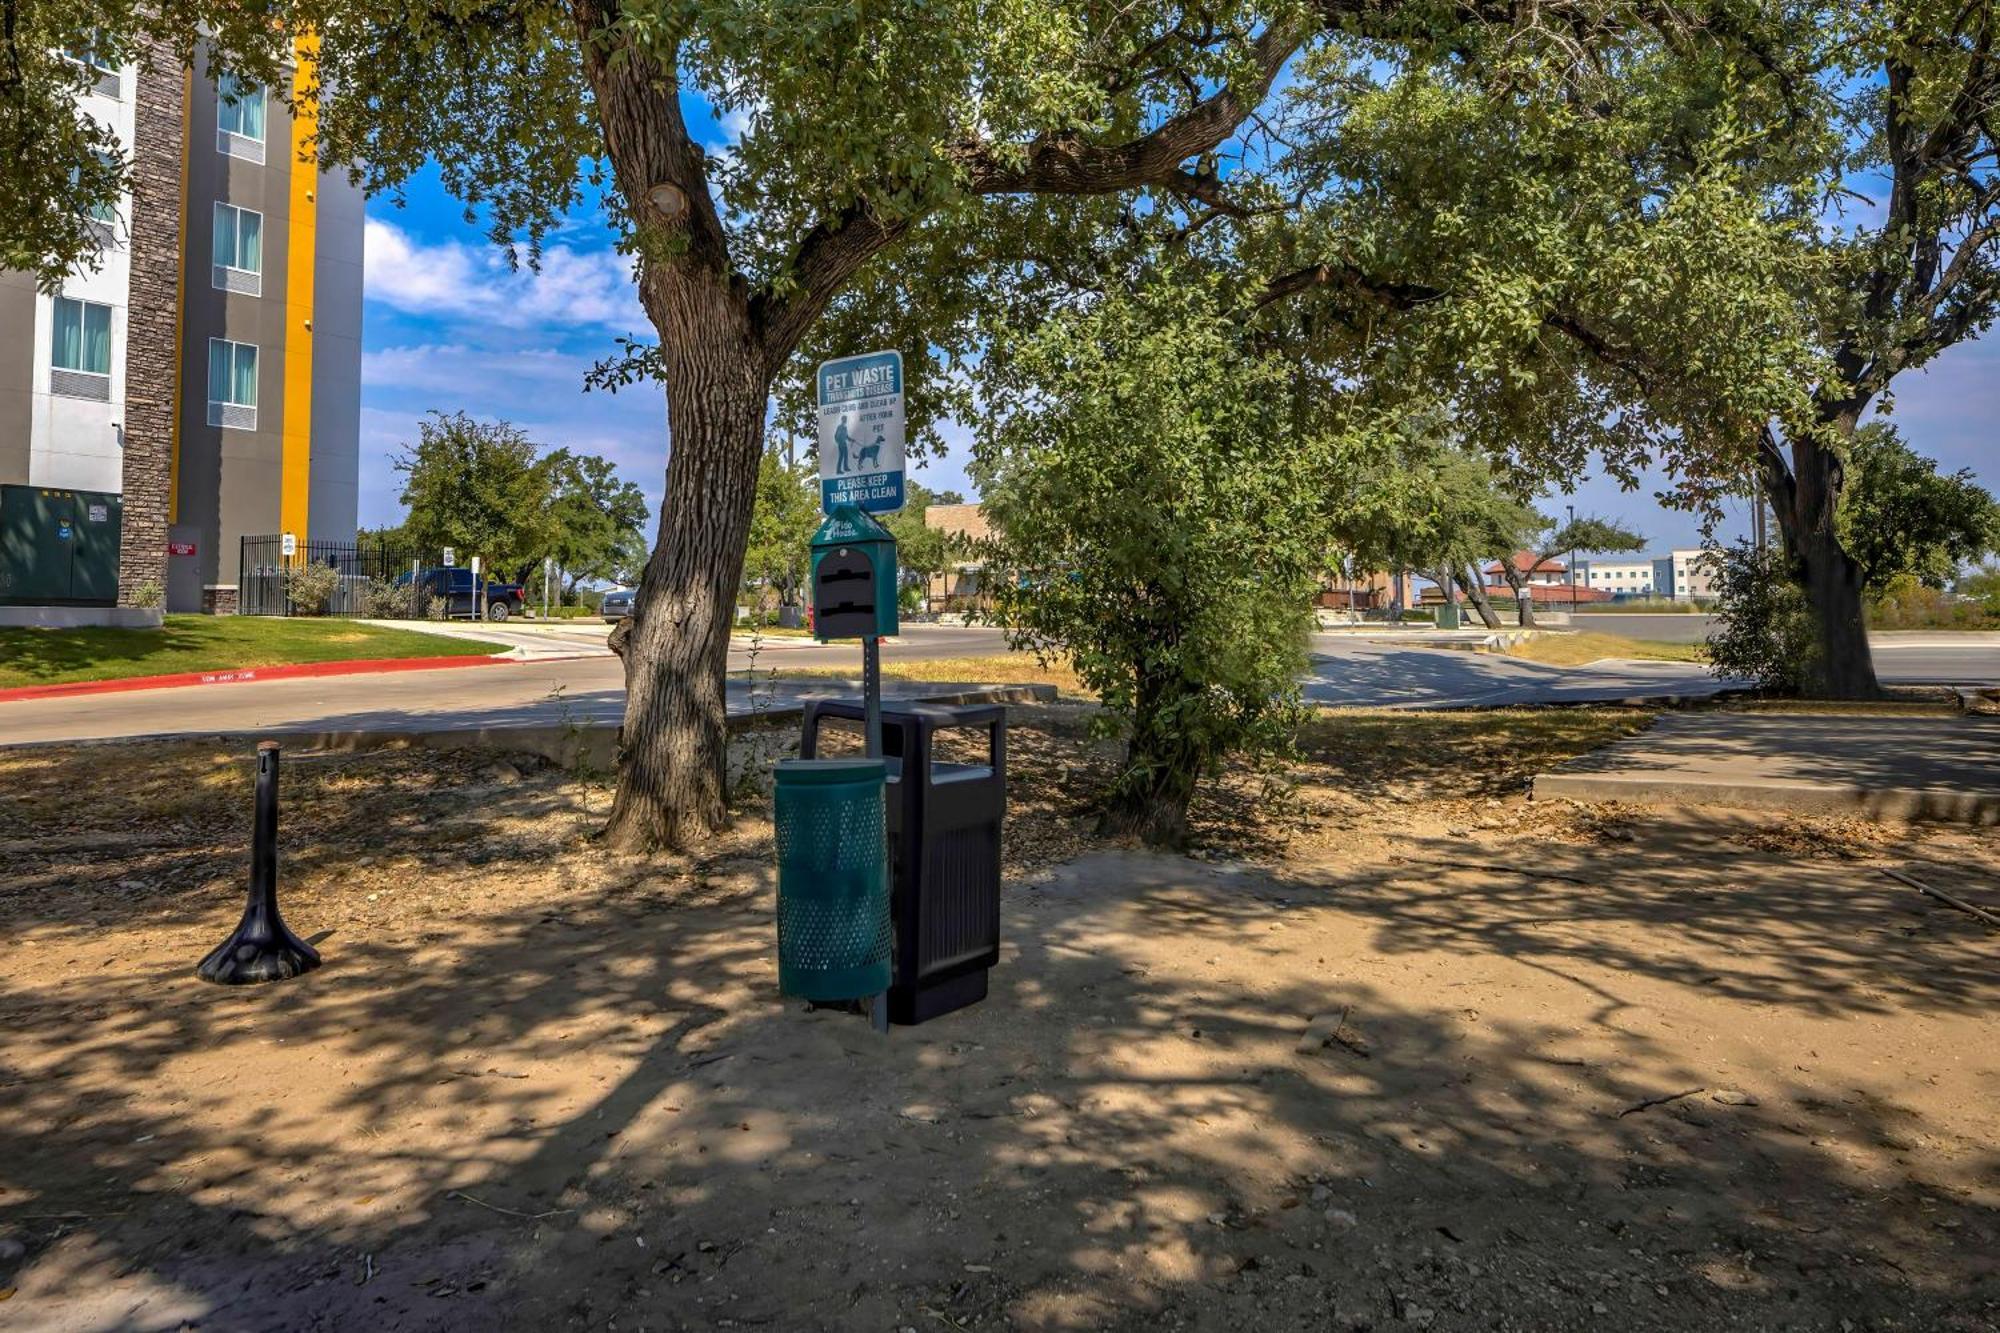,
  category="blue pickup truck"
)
[401,567,528,621]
